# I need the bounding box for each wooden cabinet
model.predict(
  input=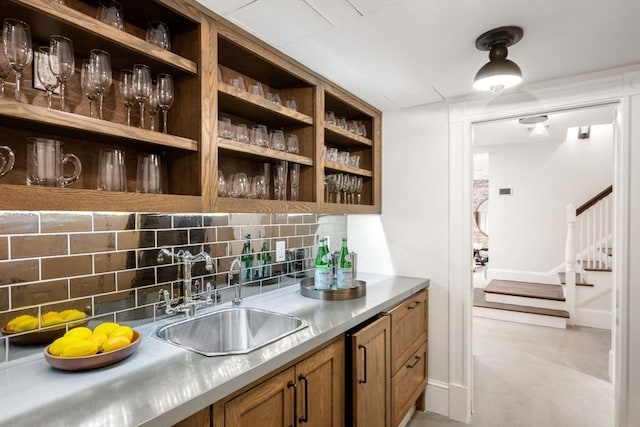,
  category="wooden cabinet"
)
[173,406,211,427]
[388,289,428,426]
[214,338,344,427]
[0,0,381,214]
[348,315,391,427]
